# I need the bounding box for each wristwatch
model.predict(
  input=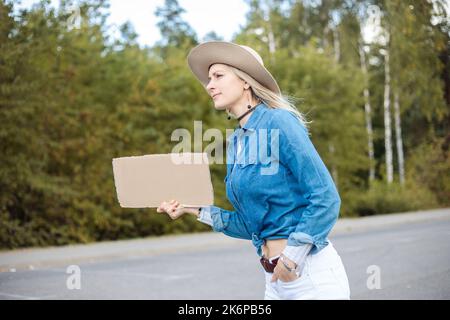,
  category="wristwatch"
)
[280,254,301,277]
